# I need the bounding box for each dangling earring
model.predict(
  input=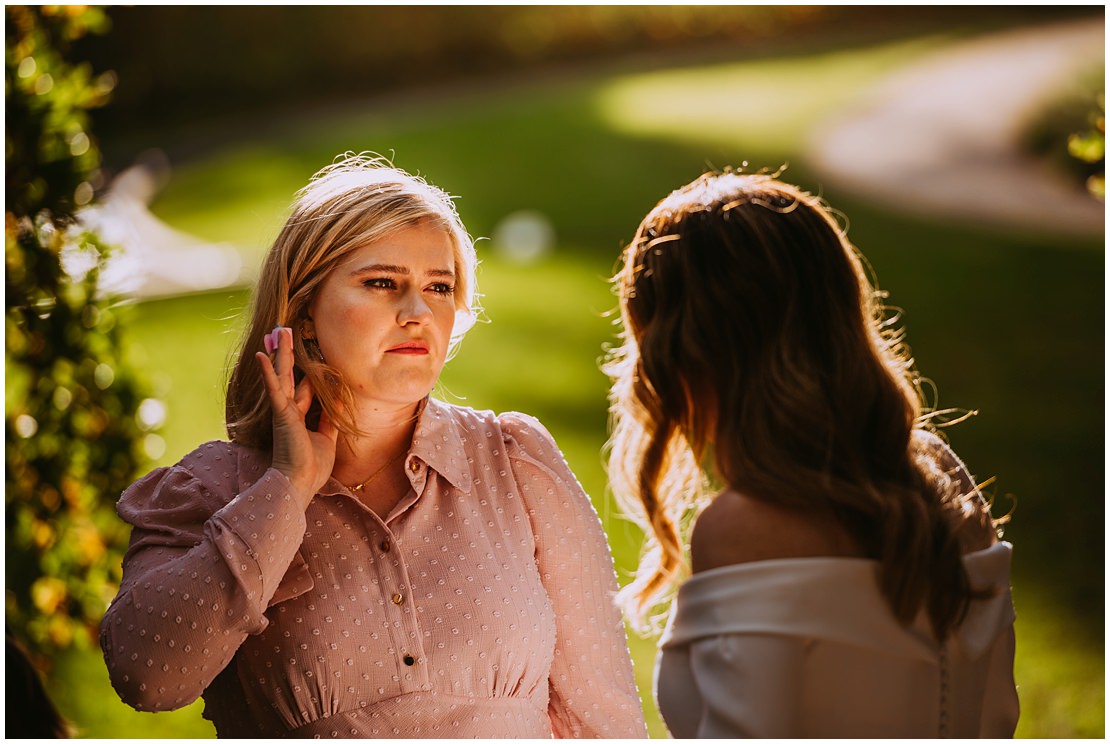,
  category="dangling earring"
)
[301,317,326,363]
[304,336,326,363]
